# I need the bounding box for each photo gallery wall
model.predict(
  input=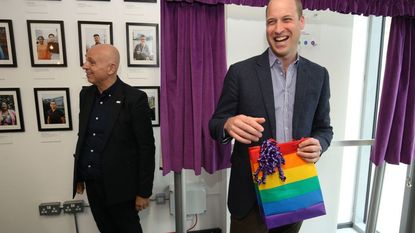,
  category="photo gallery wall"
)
[0,1,160,133]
